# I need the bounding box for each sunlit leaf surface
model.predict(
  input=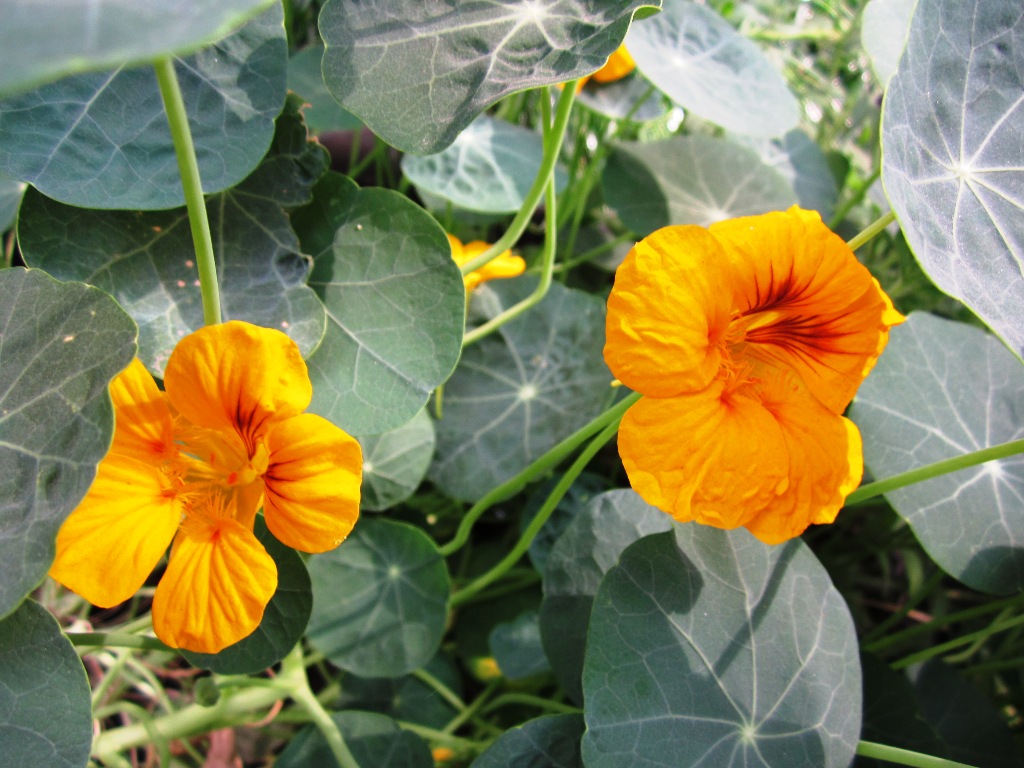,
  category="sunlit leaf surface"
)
[850,313,1024,594]
[473,714,585,768]
[576,75,666,122]
[738,129,839,219]
[862,0,918,86]
[882,0,1024,355]
[359,408,436,512]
